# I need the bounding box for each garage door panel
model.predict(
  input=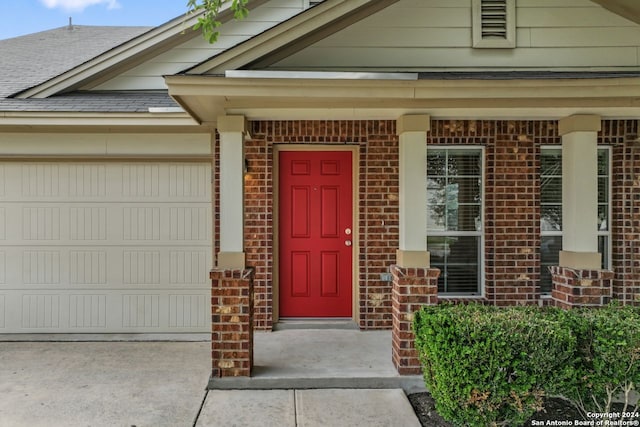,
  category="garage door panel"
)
[0,163,211,203]
[2,204,211,245]
[0,207,5,240]
[6,204,209,245]
[1,246,210,290]
[169,250,209,285]
[0,165,5,197]
[0,251,5,284]
[0,290,209,332]
[70,250,107,285]
[0,294,5,328]
[168,294,208,328]
[0,161,212,334]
